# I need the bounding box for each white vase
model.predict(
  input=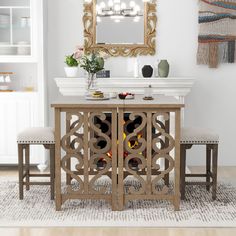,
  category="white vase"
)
[64,67,78,78]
